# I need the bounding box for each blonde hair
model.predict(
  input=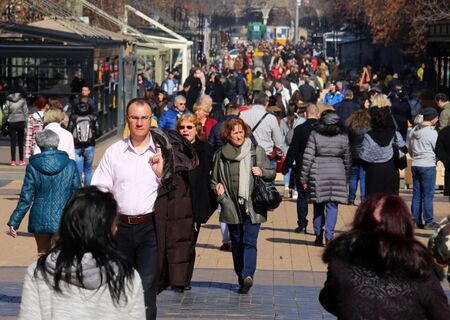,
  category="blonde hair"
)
[176,114,205,142]
[193,101,212,115]
[371,94,391,108]
[43,107,65,124]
